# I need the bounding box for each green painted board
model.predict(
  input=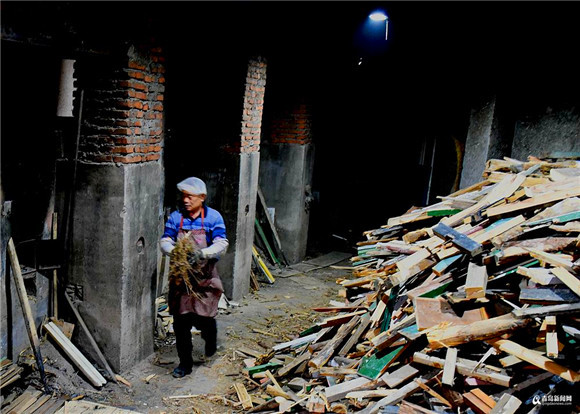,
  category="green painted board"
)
[427,209,462,217]
[433,254,462,274]
[419,282,452,298]
[243,361,283,376]
[299,324,322,337]
[524,211,580,227]
[357,345,405,379]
